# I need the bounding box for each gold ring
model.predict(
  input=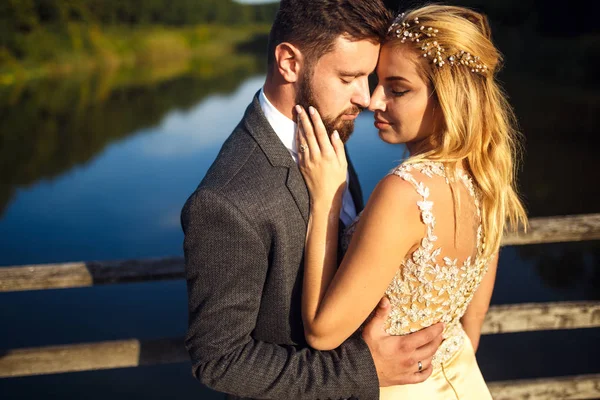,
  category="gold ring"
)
[299,144,308,153]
